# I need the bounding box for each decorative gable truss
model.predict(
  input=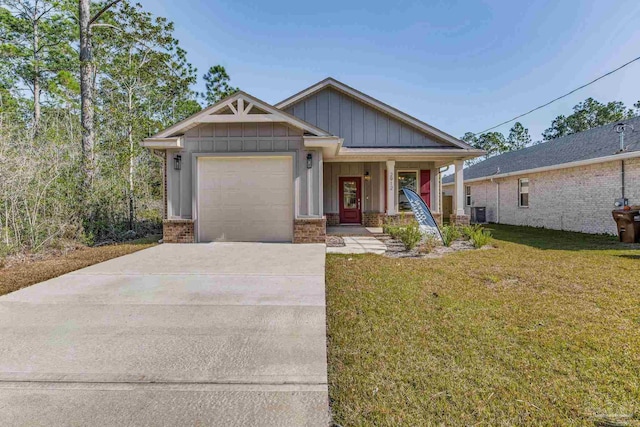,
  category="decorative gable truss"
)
[209,98,271,120]
[145,92,331,143]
